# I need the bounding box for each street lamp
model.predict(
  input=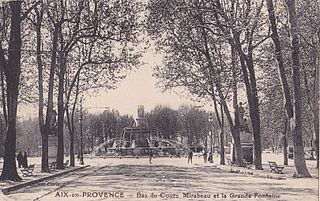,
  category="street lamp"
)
[208,114,214,163]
